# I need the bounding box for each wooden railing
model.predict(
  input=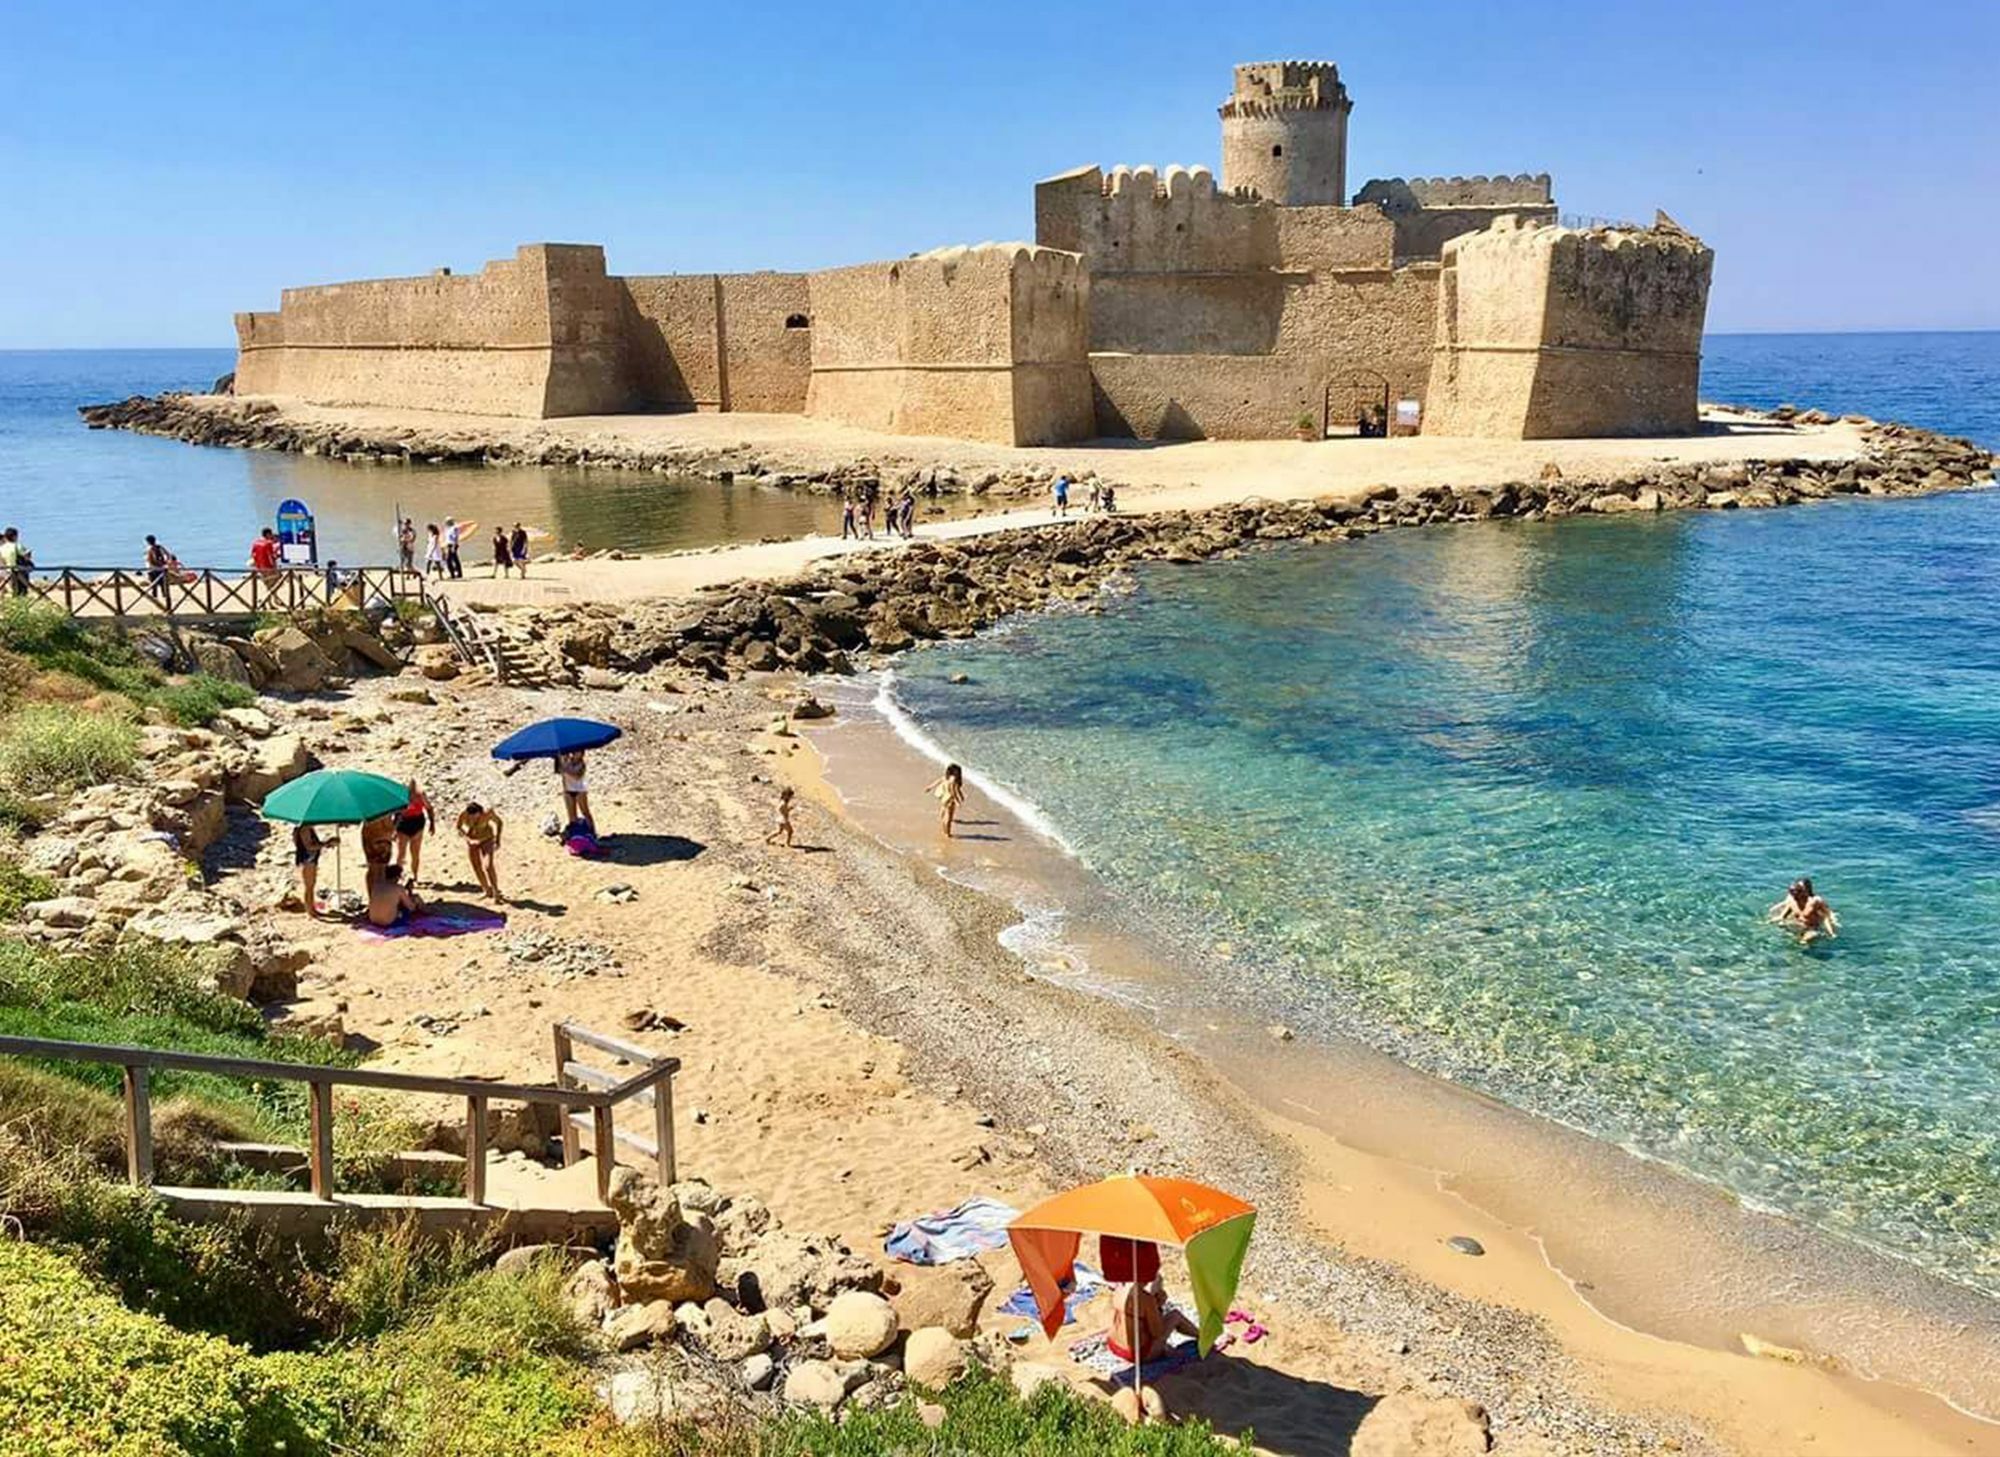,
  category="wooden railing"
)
[12,565,429,621]
[0,1022,678,1206]
[553,1022,675,1191]
[430,590,507,682]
